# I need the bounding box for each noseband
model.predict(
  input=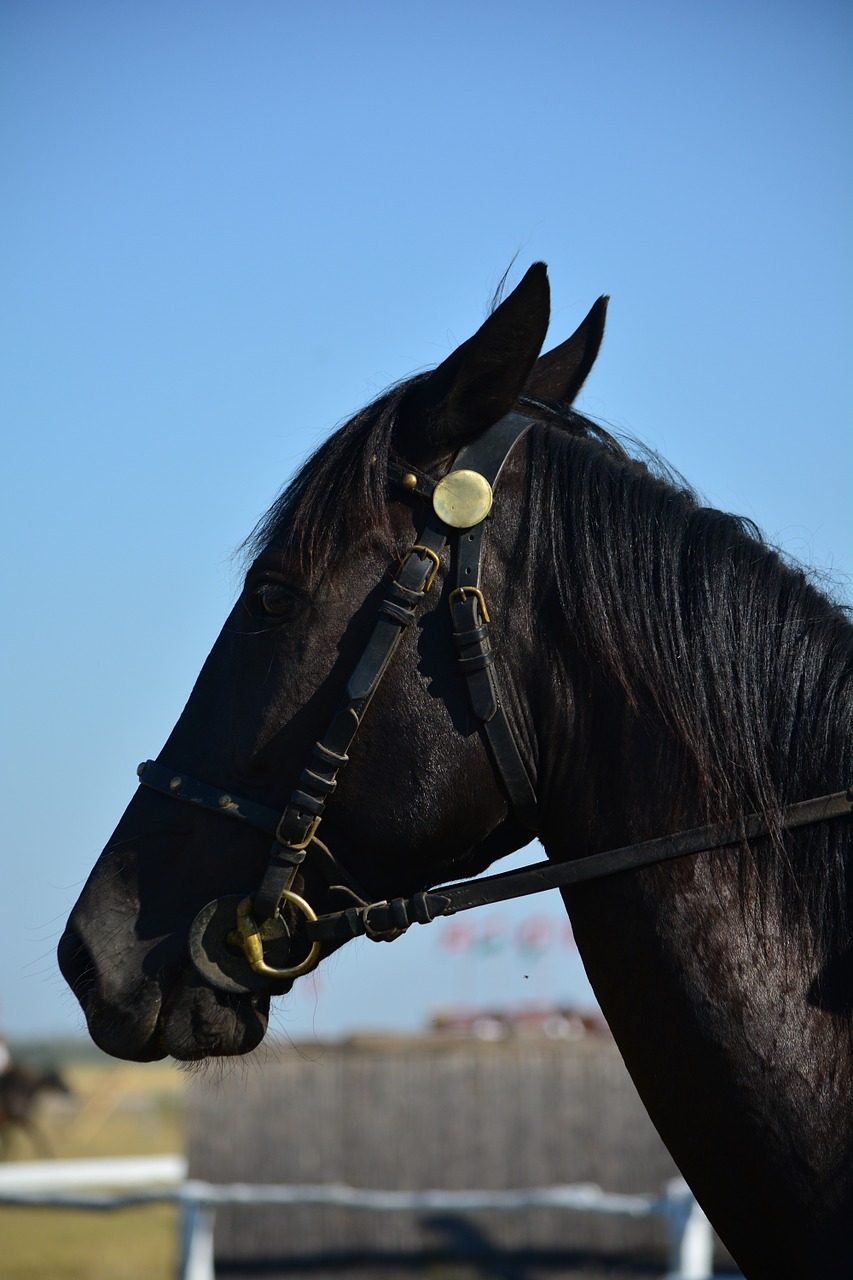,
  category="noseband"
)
[137,407,853,995]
